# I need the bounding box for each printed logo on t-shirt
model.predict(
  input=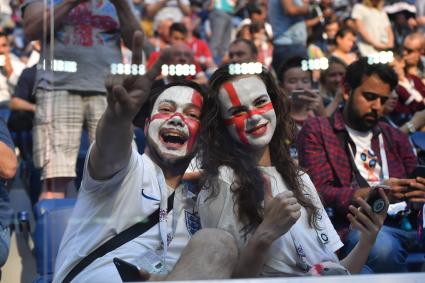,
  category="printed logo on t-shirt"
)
[184,210,201,235]
[58,1,120,46]
[141,189,160,201]
[359,149,379,183]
